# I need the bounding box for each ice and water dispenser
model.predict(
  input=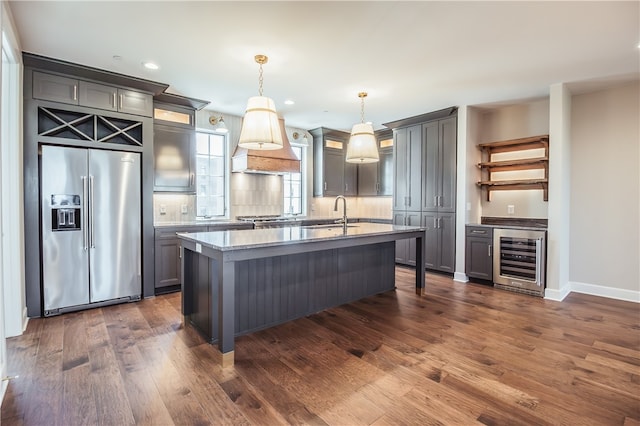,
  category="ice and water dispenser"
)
[50,194,81,231]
